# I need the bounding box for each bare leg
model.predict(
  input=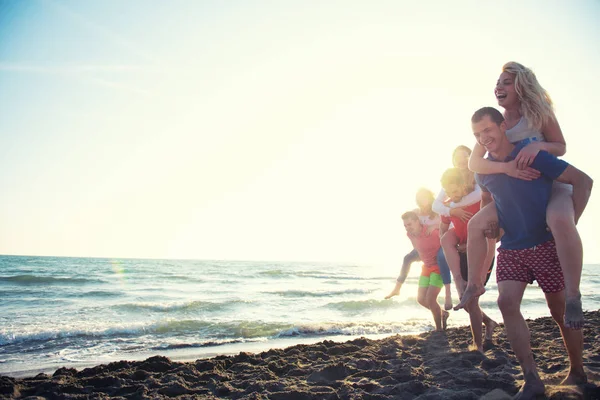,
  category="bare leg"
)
[482,312,498,341]
[455,203,498,310]
[386,249,419,299]
[441,230,461,282]
[385,281,402,300]
[497,280,545,399]
[417,285,443,331]
[436,248,454,310]
[442,309,449,330]
[547,187,584,329]
[544,290,587,385]
[465,299,484,352]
